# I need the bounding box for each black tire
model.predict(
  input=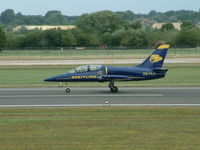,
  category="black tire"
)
[110,86,118,93]
[65,88,71,93]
